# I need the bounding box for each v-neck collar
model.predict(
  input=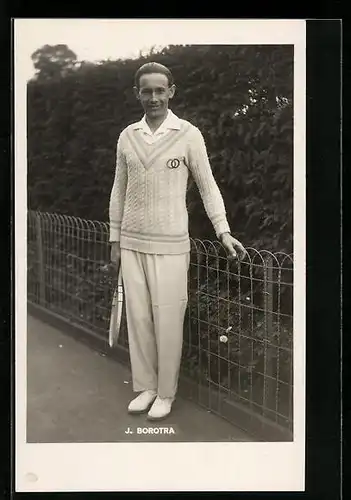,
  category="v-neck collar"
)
[126,122,191,170]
